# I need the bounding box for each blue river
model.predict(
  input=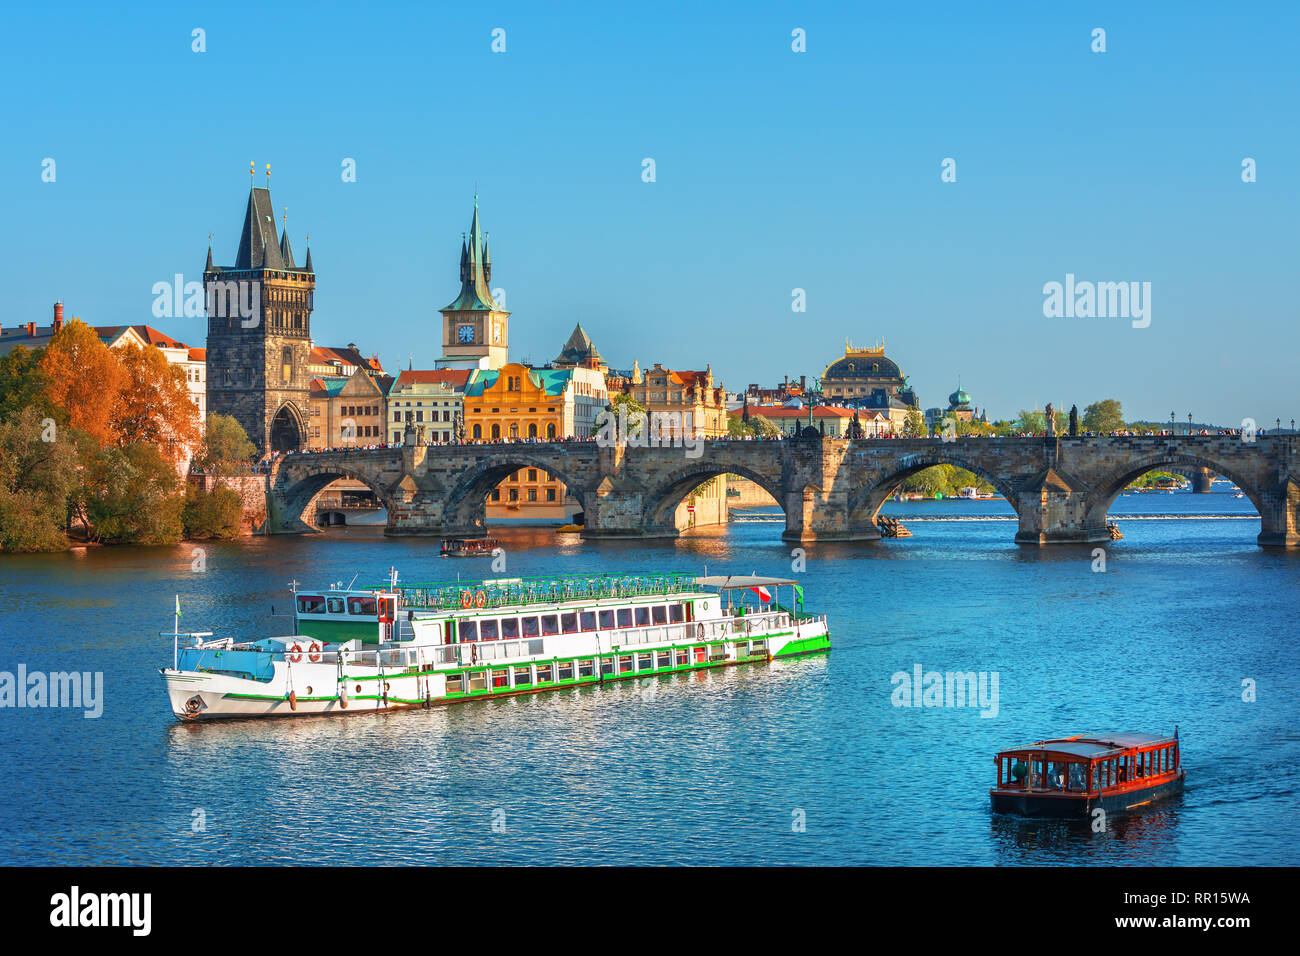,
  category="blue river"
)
[1,487,1296,865]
